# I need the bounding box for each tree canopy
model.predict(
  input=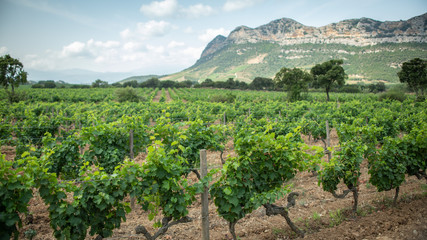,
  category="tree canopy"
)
[140,77,160,88]
[0,54,28,93]
[311,59,347,101]
[397,58,426,96]
[249,77,274,90]
[92,79,109,88]
[274,67,312,101]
